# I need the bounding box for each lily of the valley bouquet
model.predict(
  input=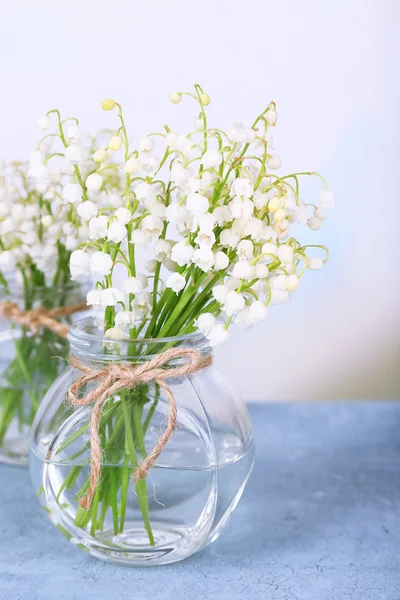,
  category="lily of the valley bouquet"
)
[28,85,333,566]
[0,147,97,464]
